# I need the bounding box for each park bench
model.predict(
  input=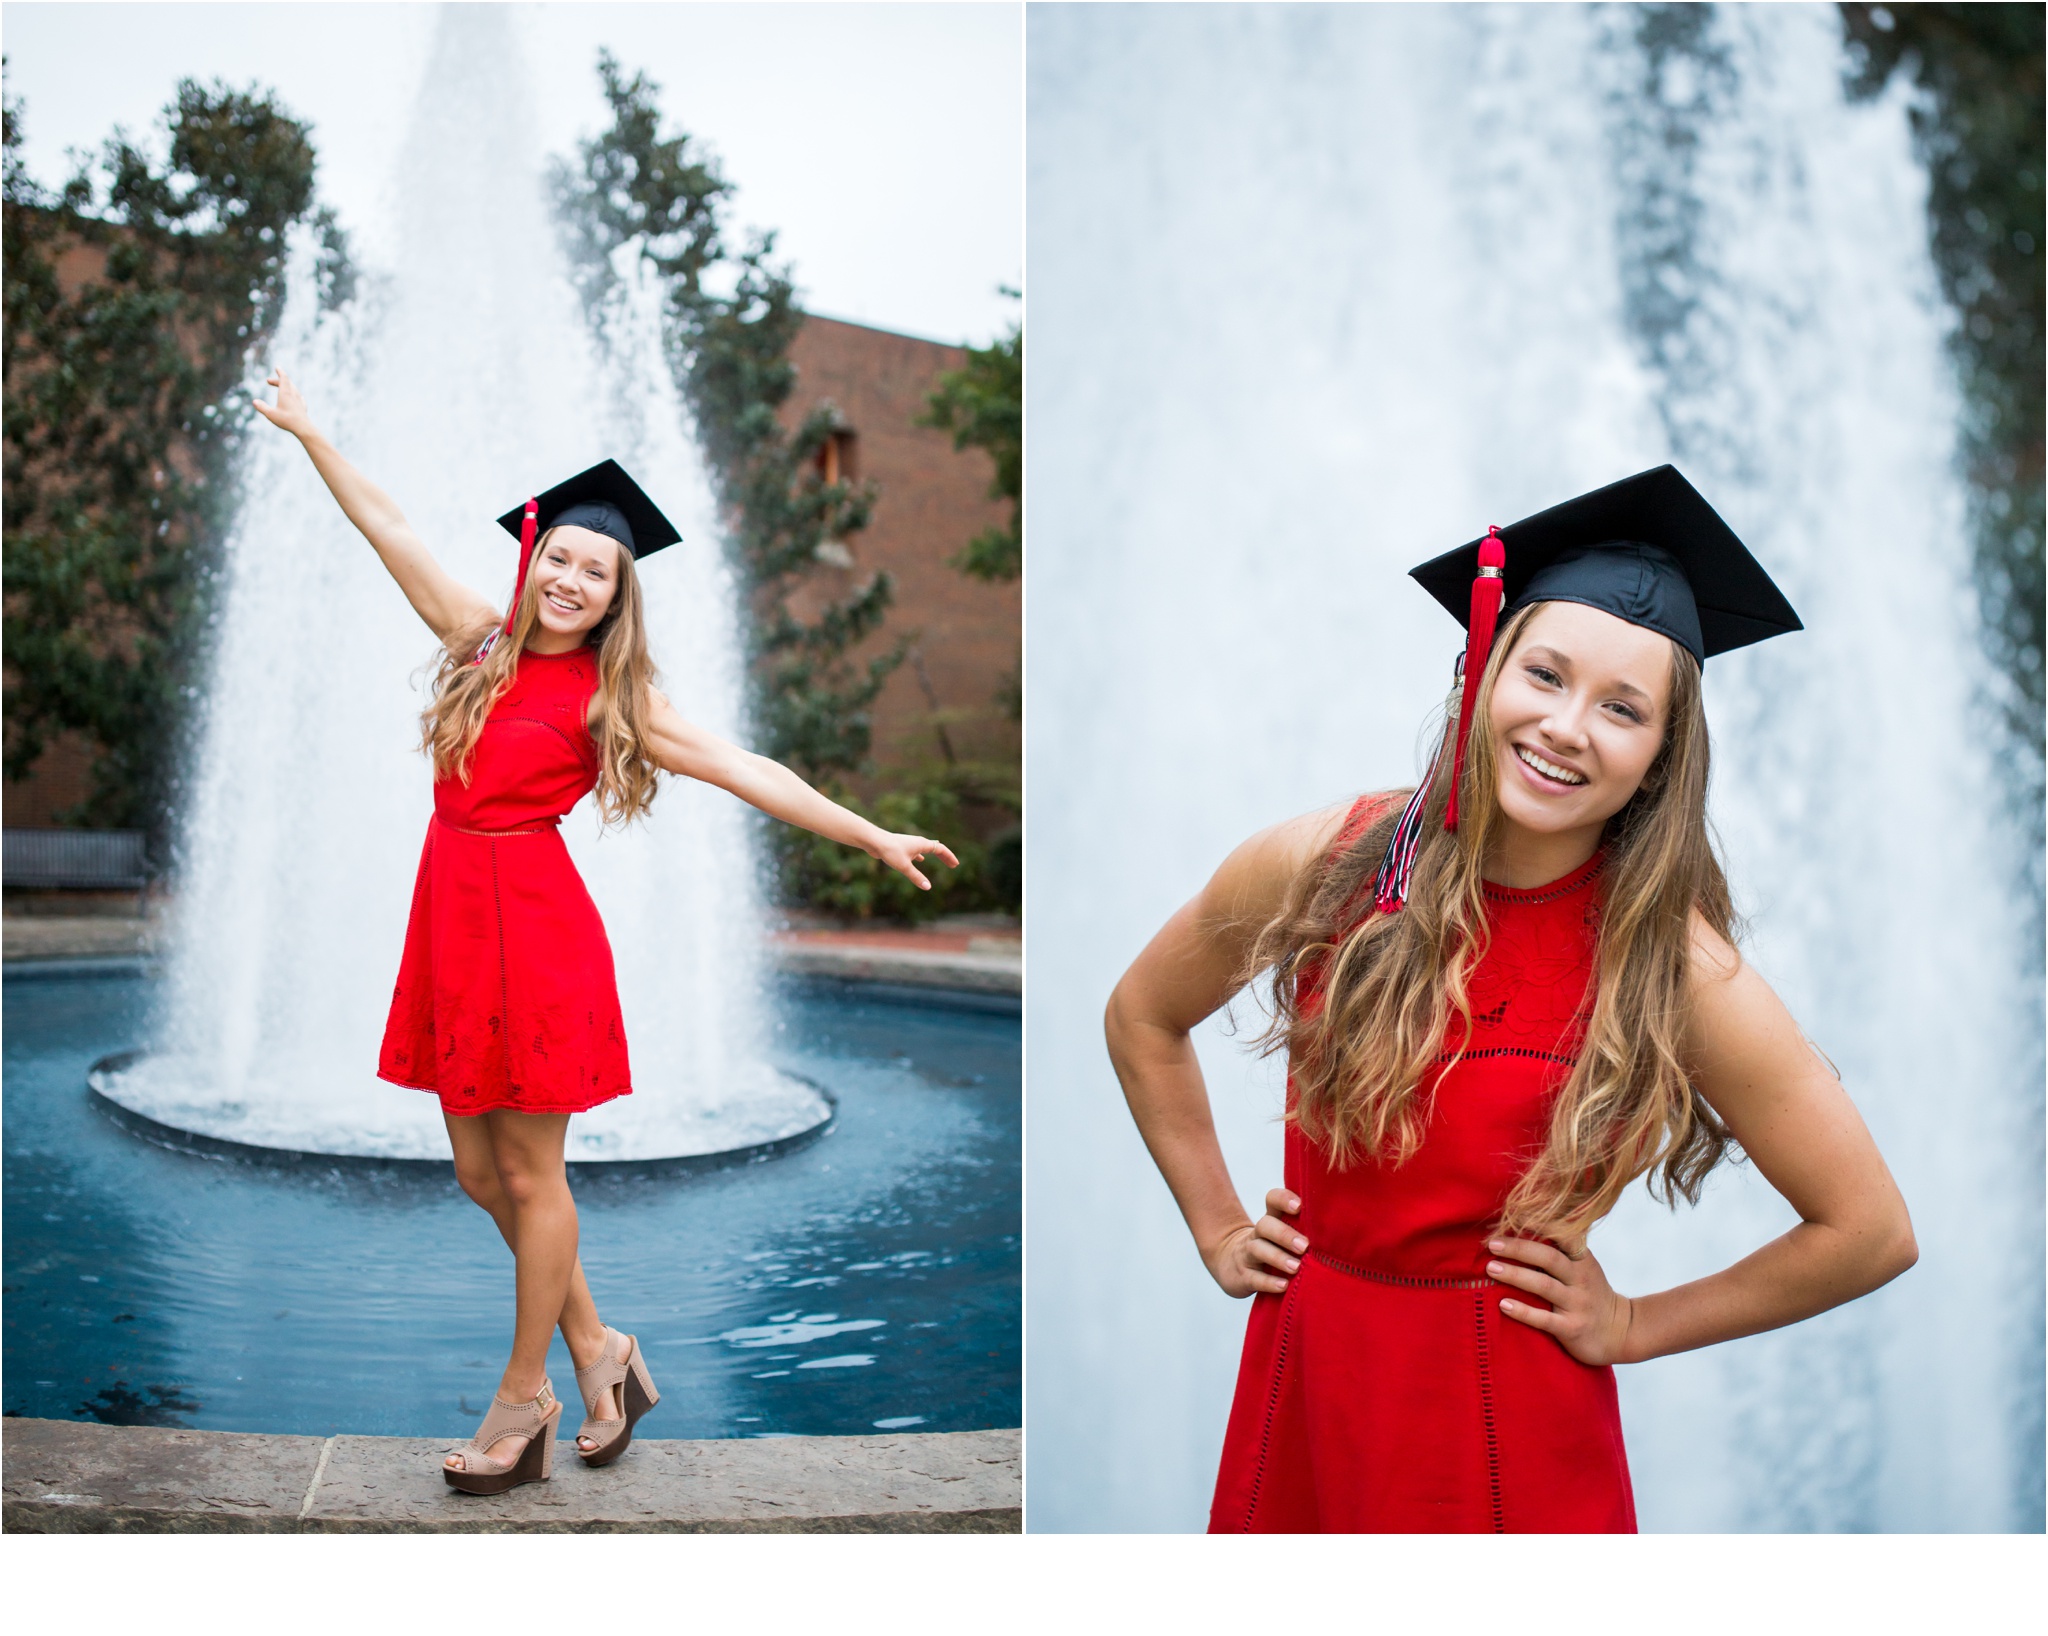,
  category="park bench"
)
[2,828,152,892]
